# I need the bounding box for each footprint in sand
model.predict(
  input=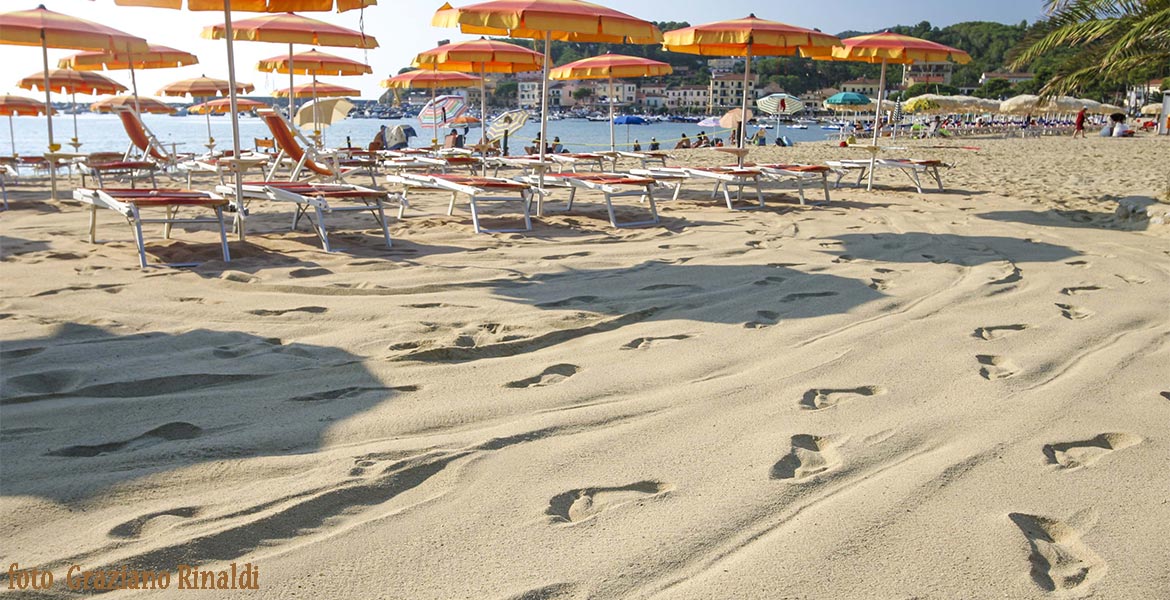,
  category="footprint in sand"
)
[744,310,780,329]
[45,422,204,458]
[1043,433,1142,470]
[546,480,671,524]
[288,267,333,278]
[753,276,787,286]
[973,324,1030,340]
[800,386,887,410]
[1065,260,1091,268]
[771,434,841,480]
[976,355,1019,380]
[541,251,592,260]
[1009,510,1105,593]
[1060,285,1106,296]
[505,364,580,388]
[621,334,692,350]
[868,278,891,291]
[1114,274,1149,285]
[781,291,838,303]
[536,295,600,308]
[109,507,201,539]
[1056,303,1093,320]
[247,306,328,317]
[288,385,410,403]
